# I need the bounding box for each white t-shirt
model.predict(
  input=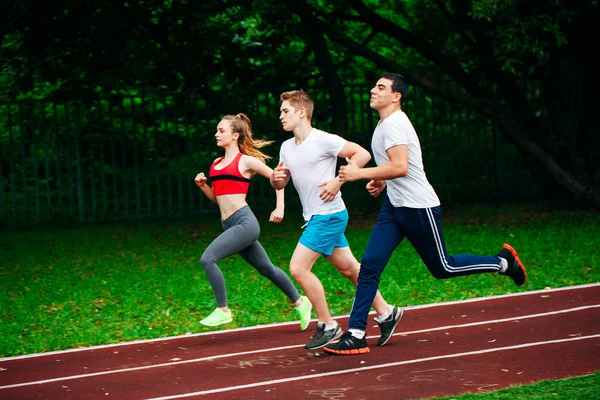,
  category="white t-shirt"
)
[372,110,440,208]
[279,128,347,221]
